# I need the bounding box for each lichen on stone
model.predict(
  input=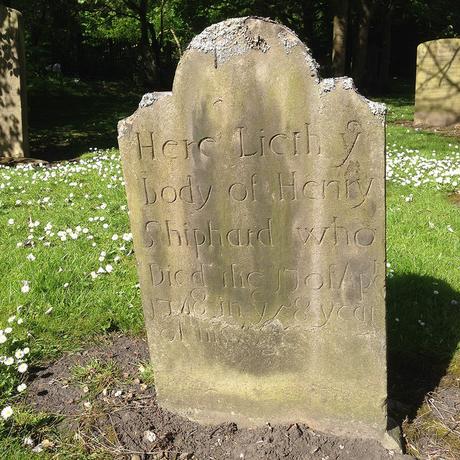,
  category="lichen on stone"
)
[340,77,355,91]
[367,100,387,119]
[187,17,270,65]
[320,78,336,94]
[277,30,299,54]
[318,76,386,123]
